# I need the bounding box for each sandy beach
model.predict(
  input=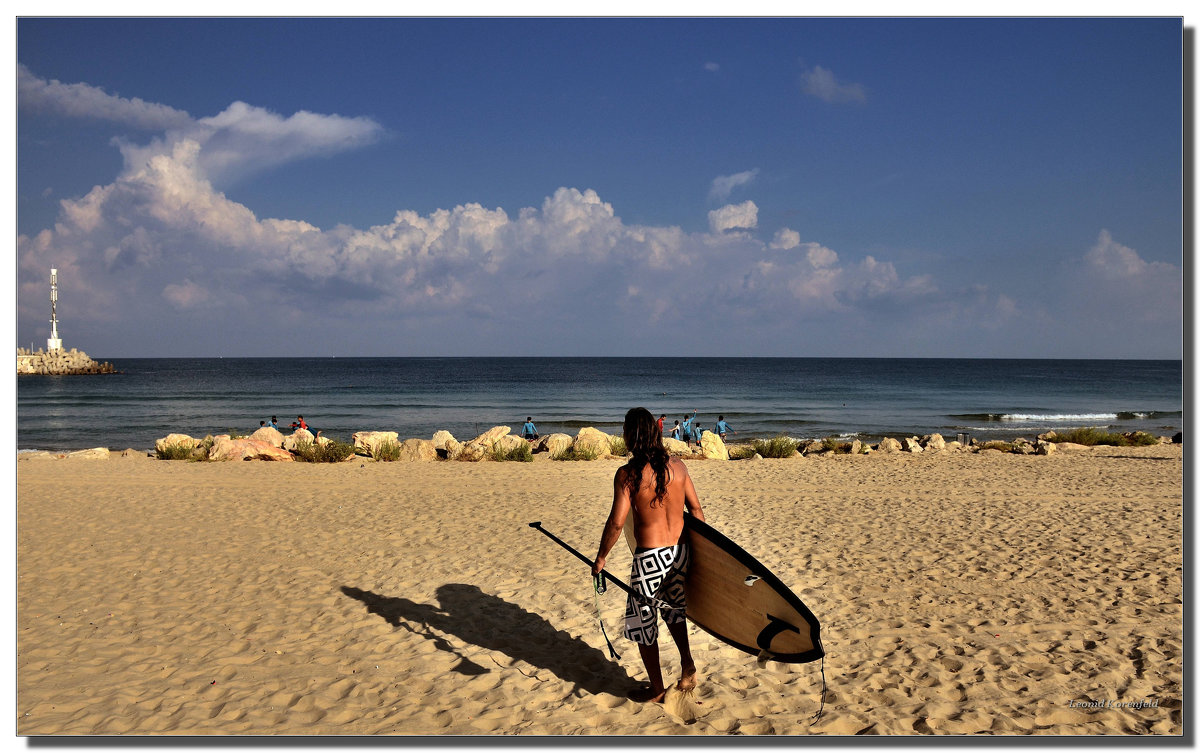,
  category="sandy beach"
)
[16,444,1182,736]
